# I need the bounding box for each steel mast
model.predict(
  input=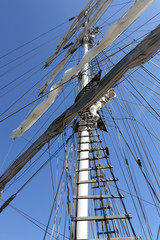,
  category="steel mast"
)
[76,18,90,240]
